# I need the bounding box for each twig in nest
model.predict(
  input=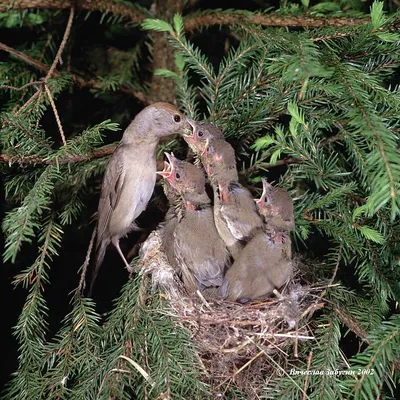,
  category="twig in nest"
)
[196,290,213,311]
[215,349,264,390]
